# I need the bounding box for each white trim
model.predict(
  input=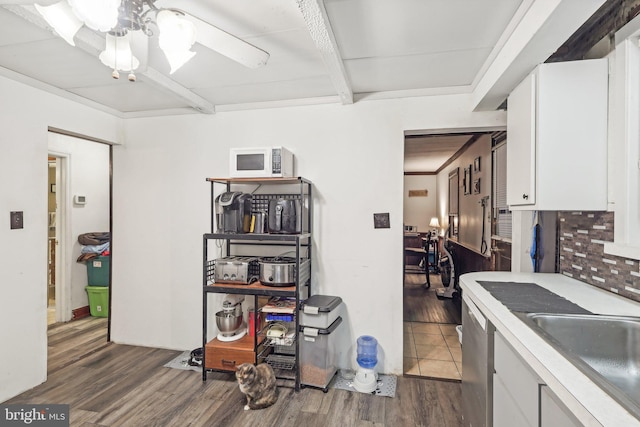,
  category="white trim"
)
[49,152,72,323]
